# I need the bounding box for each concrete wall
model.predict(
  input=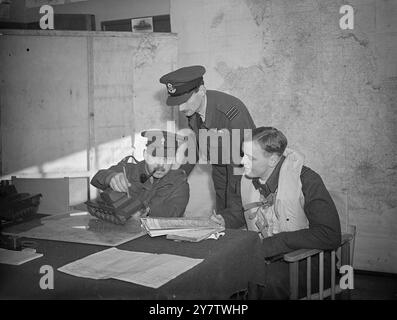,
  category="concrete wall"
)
[0,32,89,176]
[171,0,397,273]
[0,30,177,191]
